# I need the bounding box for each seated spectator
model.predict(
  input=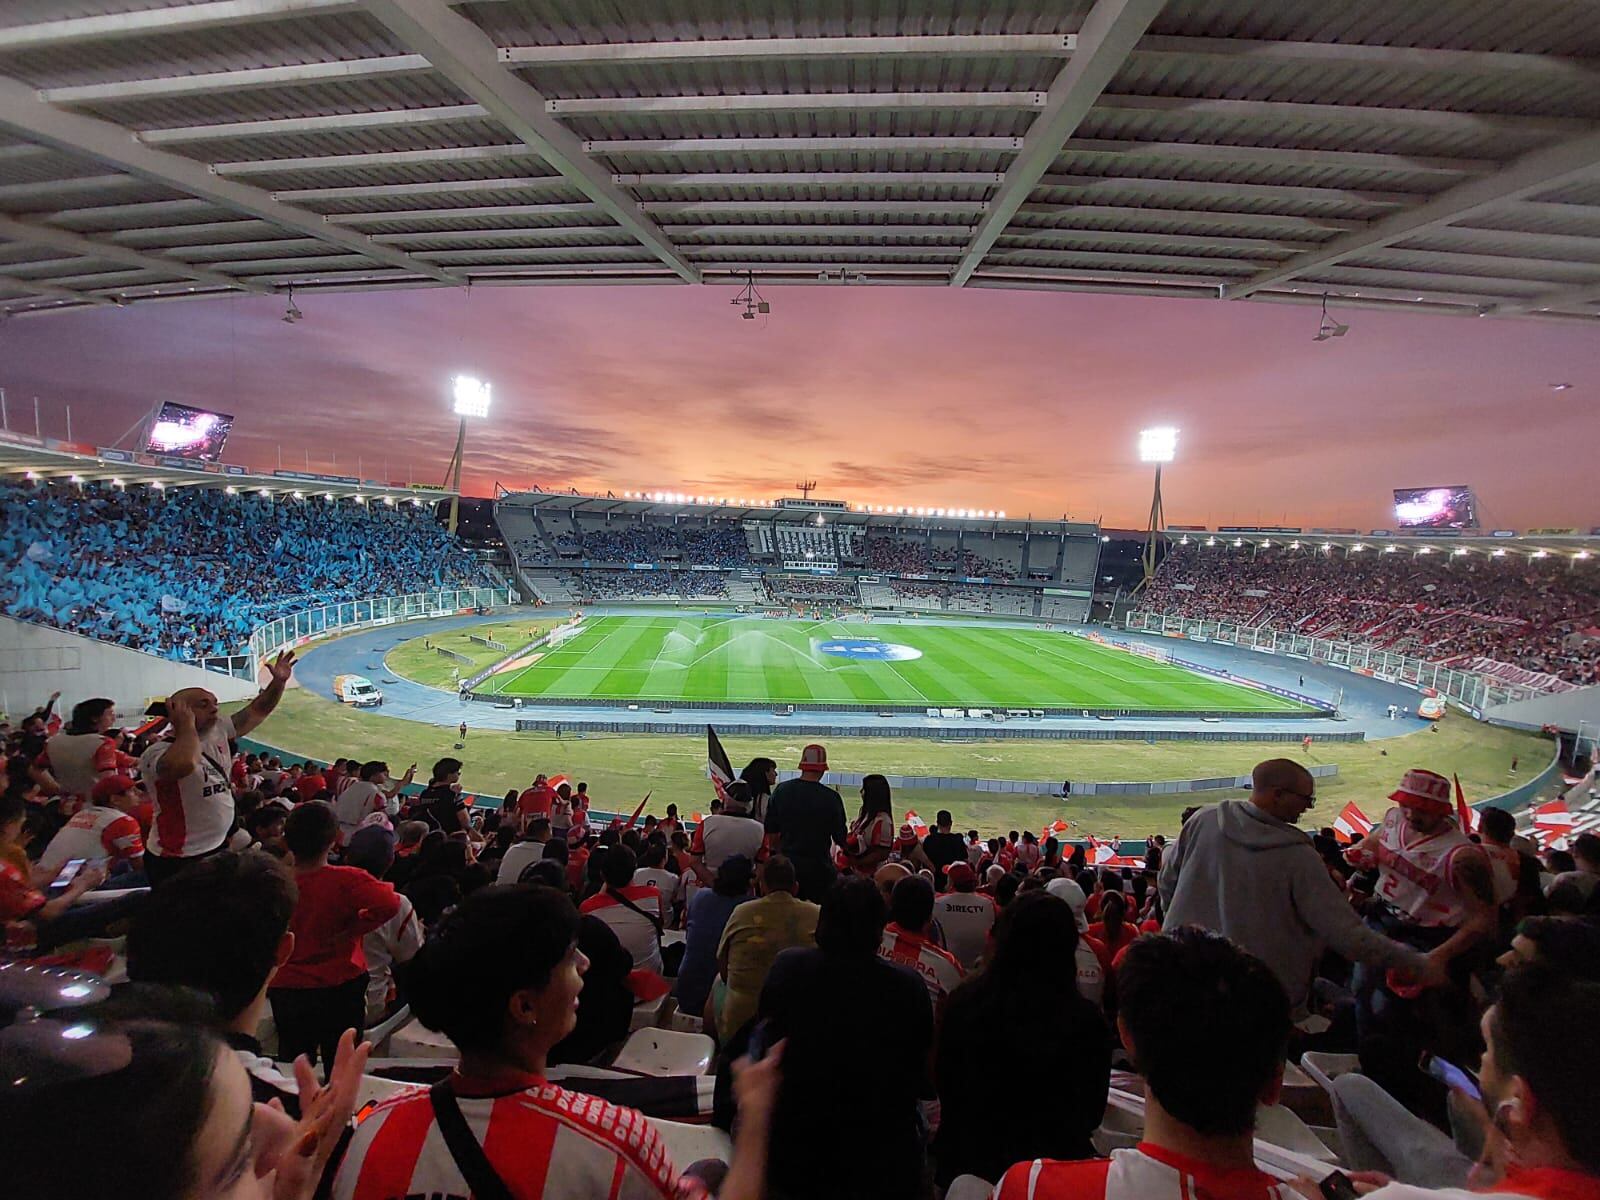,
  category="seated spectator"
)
[268,802,400,1069]
[496,816,552,885]
[758,875,932,1200]
[124,849,303,1110]
[334,885,775,1198]
[1547,832,1599,910]
[1088,891,1138,962]
[0,788,120,951]
[332,759,413,842]
[676,854,755,1024]
[1497,914,1600,975]
[714,855,820,1042]
[35,772,145,878]
[880,873,965,1009]
[385,819,428,887]
[935,861,998,970]
[579,844,664,973]
[1046,876,1110,1009]
[935,891,1111,1187]
[549,911,638,1067]
[995,928,1296,1200]
[2,1014,367,1200]
[634,840,684,926]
